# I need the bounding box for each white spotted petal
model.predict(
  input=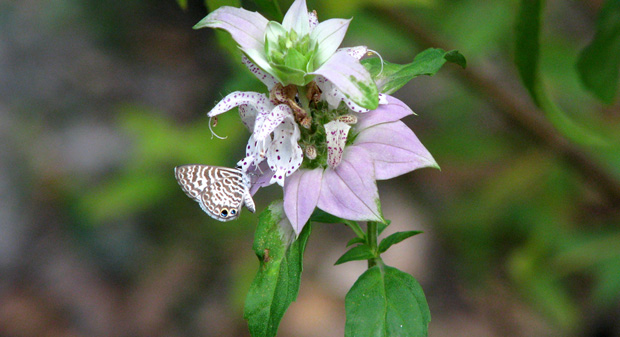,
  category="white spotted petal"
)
[324,120,350,168]
[308,10,319,30]
[253,104,293,141]
[242,56,278,90]
[238,135,269,172]
[267,116,303,186]
[208,91,271,117]
[339,46,368,60]
[239,105,257,131]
